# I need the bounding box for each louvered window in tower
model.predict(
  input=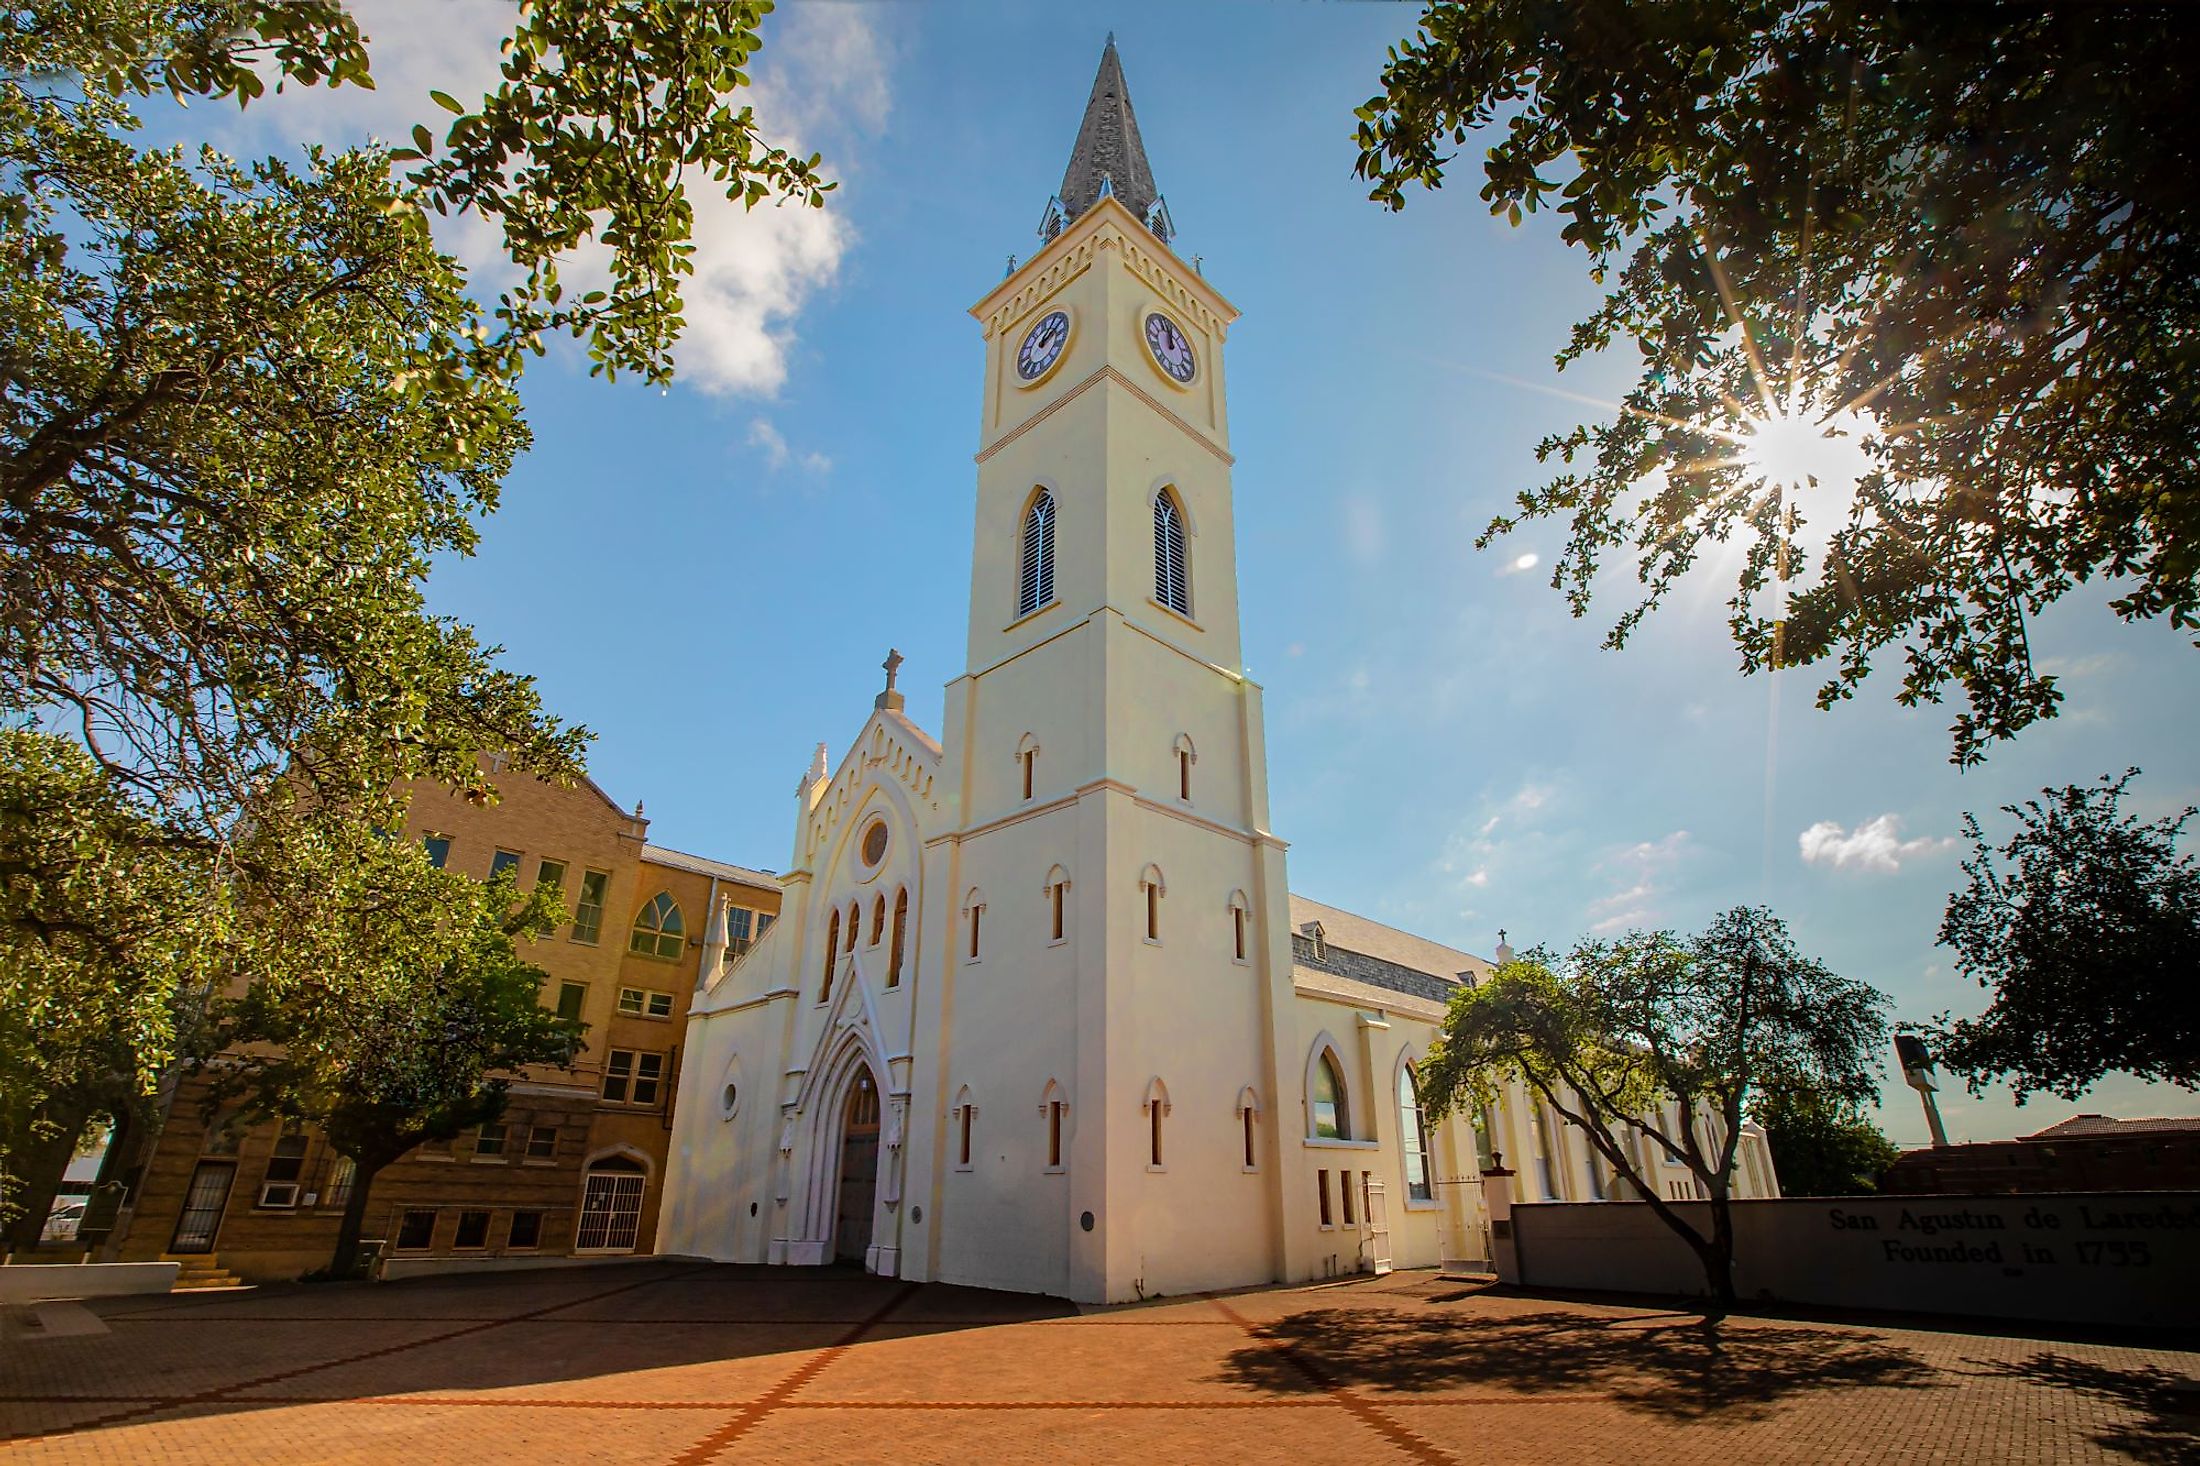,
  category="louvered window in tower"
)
[1154,492,1188,614]
[1019,491,1055,617]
